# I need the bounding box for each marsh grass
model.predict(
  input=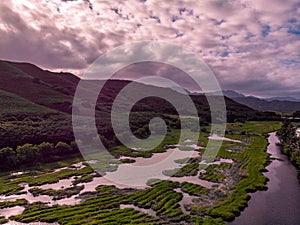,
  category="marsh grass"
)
[1,121,282,224]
